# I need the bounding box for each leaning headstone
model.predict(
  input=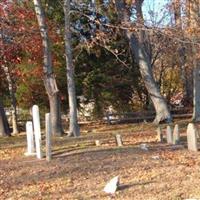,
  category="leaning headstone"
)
[156,126,163,142]
[103,176,119,194]
[187,123,198,152]
[166,125,173,144]
[32,105,43,159]
[173,124,180,144]
[24,121,35,156]
[115,134,123,147]
[45,113,51,161]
